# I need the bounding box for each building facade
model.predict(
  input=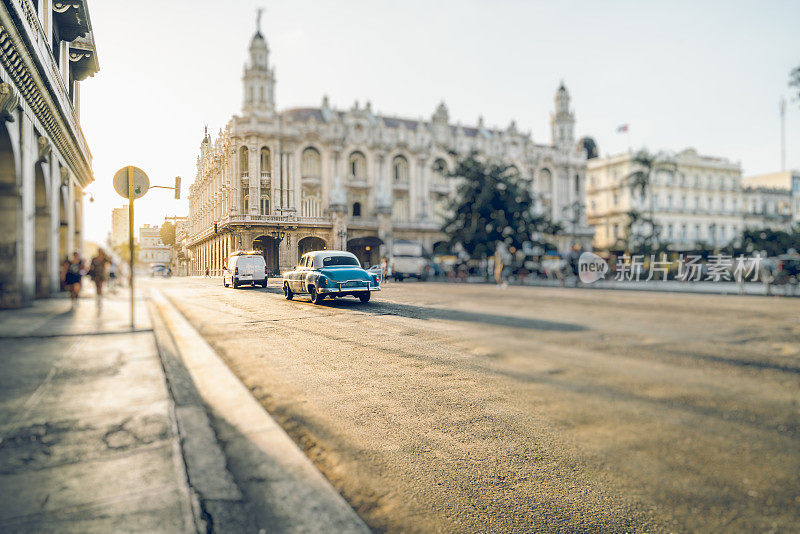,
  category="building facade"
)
[163,215,188,275]
[138,224,170,266]
[587,149,746,249]
[587,149,796,251]
[187,20,593,275]
[110,205,128,246]
[742,170,800,226]
[740,186,793,231]
[0,0,98,307]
